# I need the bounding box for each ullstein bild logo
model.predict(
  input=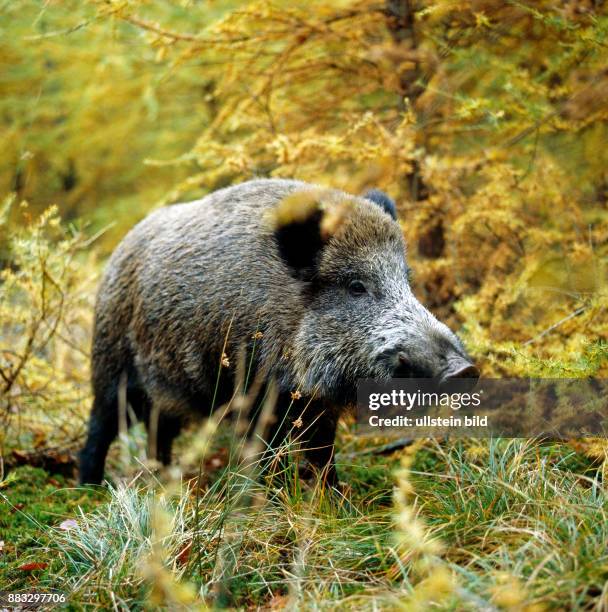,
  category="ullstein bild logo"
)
[356,379,608,438]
